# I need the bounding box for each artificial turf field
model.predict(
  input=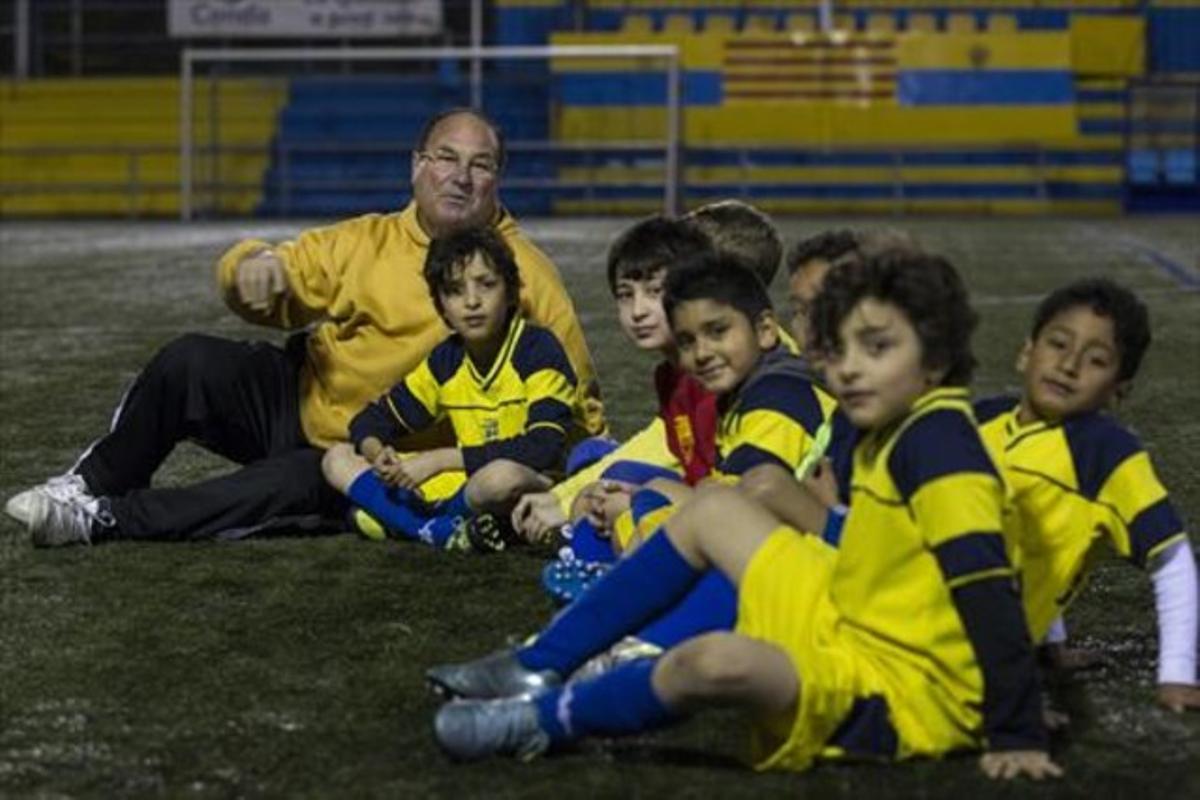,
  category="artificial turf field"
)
[1,216,1198,798]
